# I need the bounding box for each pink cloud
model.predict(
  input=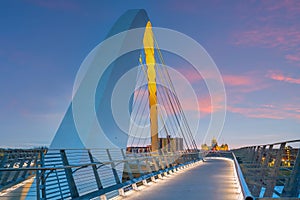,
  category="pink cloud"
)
[176,68,203,83]
[267,71,300,84]
[233,27,300,50]
[181,94,226,118]
[228,106,284,119]
[232,0,300,65]
[285,54,300,62]
[265,0,300,12]
[198,97,213,114]
[176,67,269,93]
[222,72,270,93]
[228,104,300,120]
[222,75,254,86]
[156,95,213,117]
